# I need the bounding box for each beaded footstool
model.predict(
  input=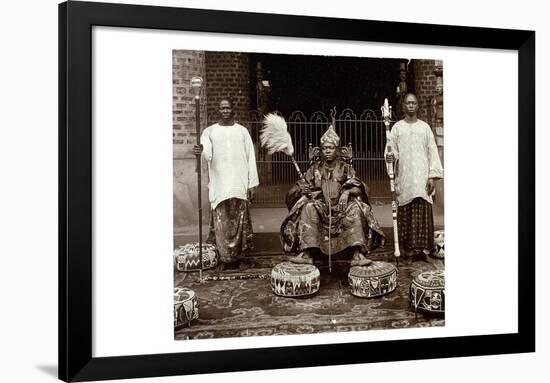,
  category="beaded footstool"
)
[410,269,445,316]
[174,243,218,272]
[348,261,398,298]
[271,262,320,297]
[174,287,199,328]
[433,230,445,259]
